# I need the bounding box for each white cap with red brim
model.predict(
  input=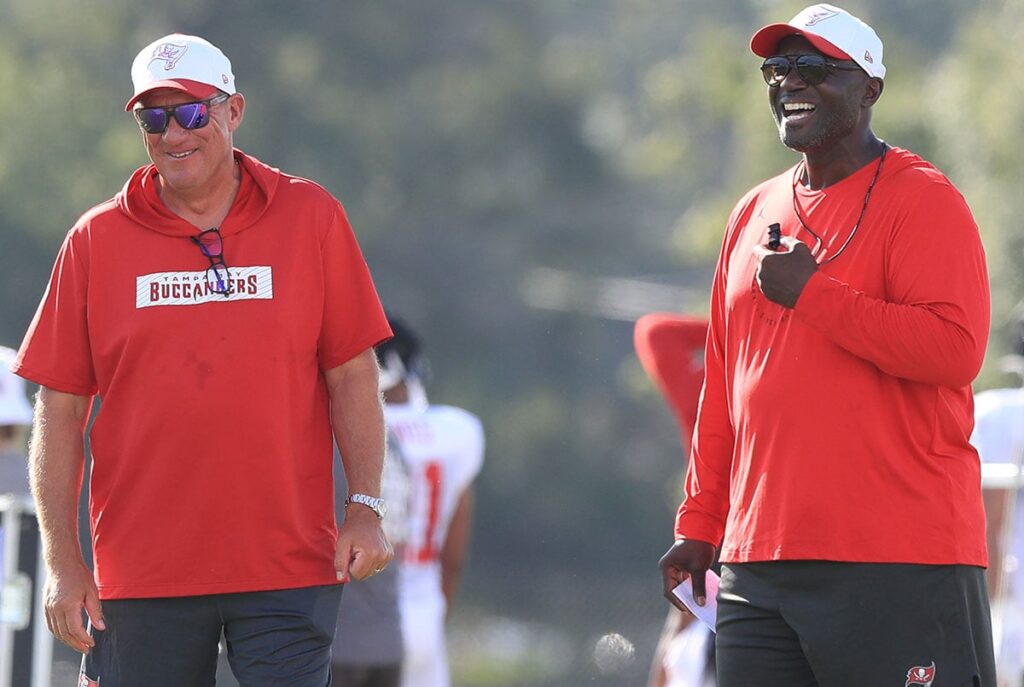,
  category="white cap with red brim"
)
[750,3,885,80]
[125,33,236,111]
